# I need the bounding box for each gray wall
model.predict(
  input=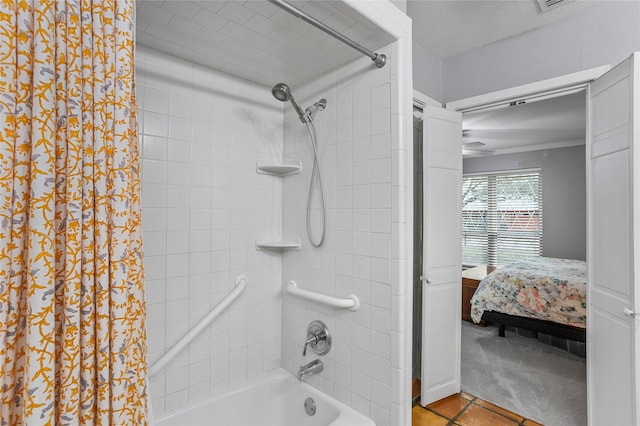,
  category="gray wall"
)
[442,1,640,102]
[463,145,586,261]
[393,0,445,101]
[413,41,444,102]
[390,0,407,14]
